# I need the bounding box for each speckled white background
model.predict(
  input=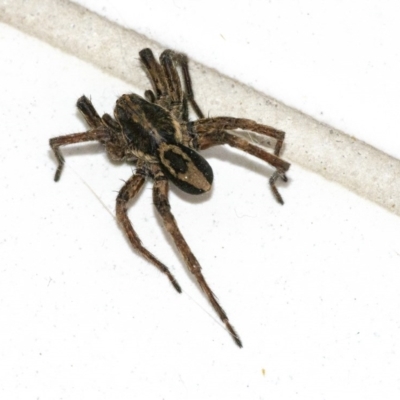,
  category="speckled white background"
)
[1,1,400,399]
